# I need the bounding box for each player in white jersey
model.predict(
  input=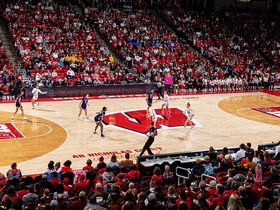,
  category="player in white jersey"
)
[161,91,170,115]
[232,76,238,90]
[182,102,196,130]
[220,78,225,91]
[203,77,208,92]
[214,77,220,91]
[227,75,233,90]
[237,77,243,90]
[31,85,47,109]
[147,103,157,124]
[225,77,230,90]
[209,79,215,91]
